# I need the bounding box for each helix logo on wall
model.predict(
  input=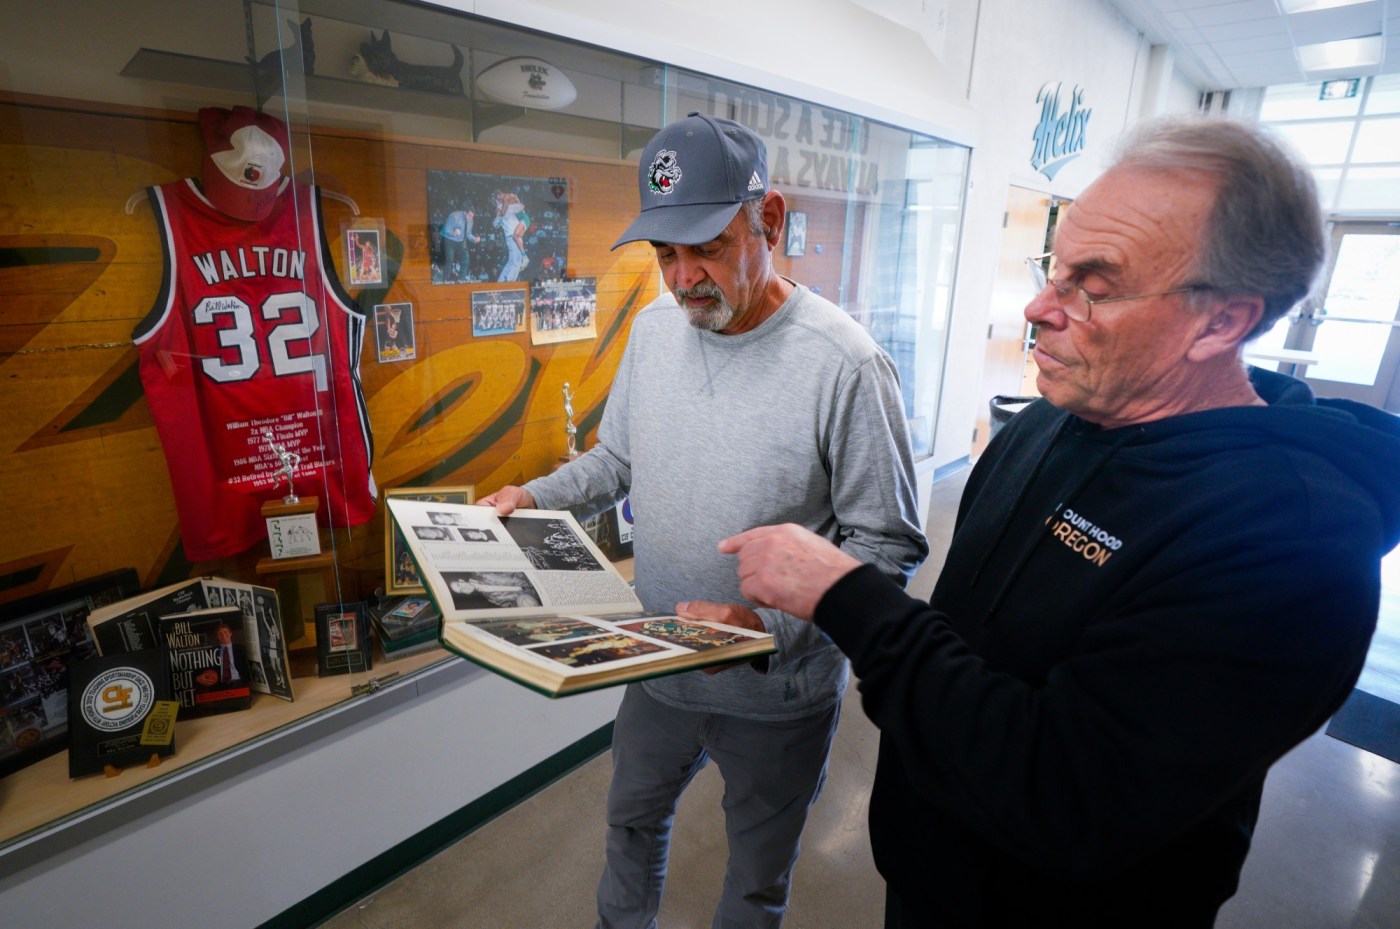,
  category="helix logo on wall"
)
[1030,82,1092,181]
